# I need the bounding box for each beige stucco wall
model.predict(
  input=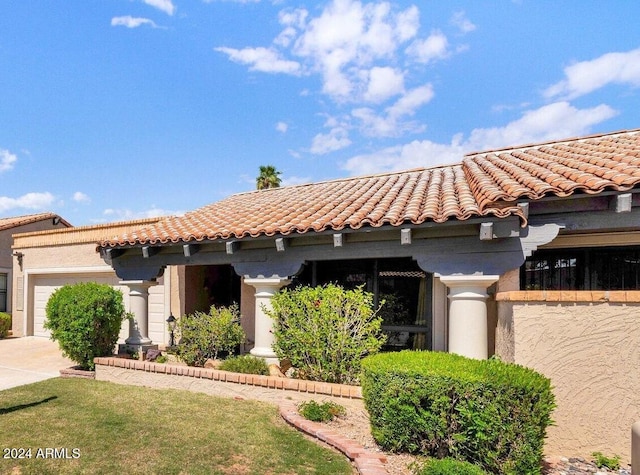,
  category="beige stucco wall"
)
[496,293,640,461]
